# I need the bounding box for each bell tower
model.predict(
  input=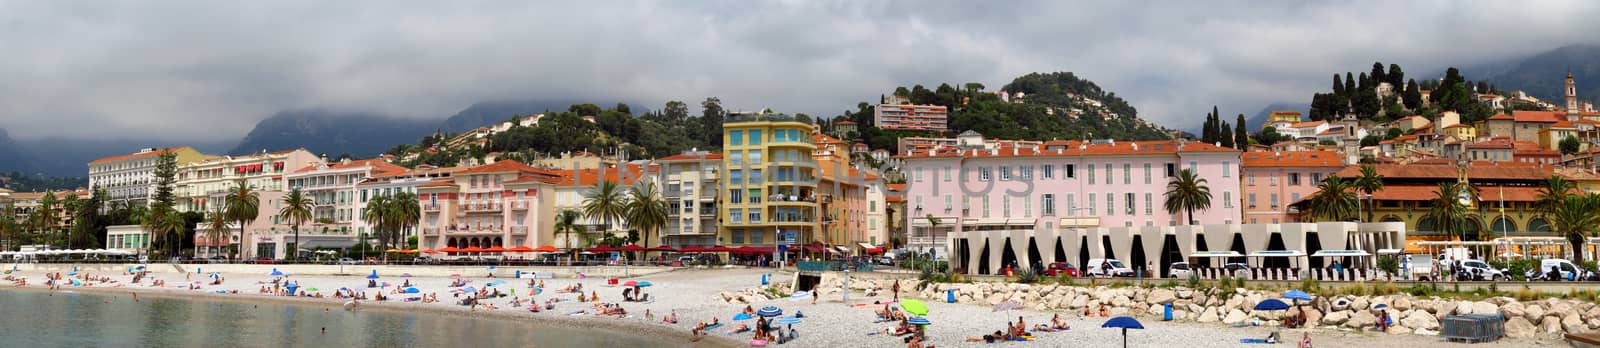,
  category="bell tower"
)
[1567,71,1579,117]
[1342,113,1360,165]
